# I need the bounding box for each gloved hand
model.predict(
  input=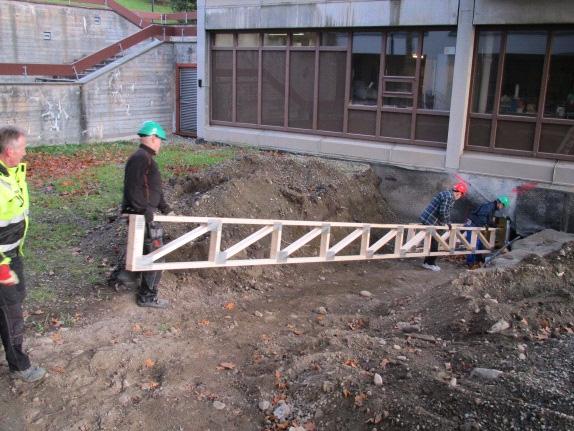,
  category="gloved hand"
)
[483,224,490,232]
[446,223,452,230]
[0,264,19,286]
